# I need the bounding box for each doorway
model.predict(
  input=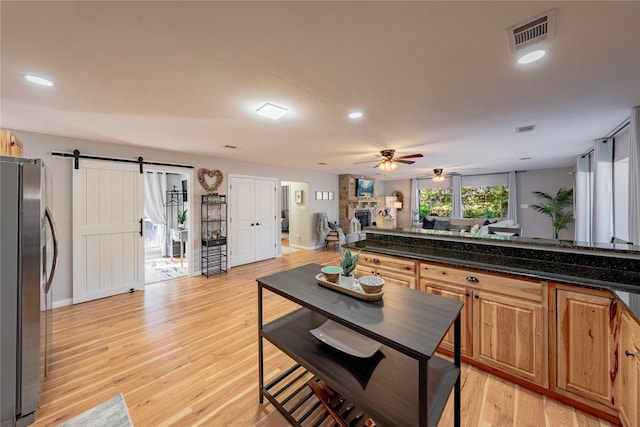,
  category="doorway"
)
[143,169,192,284]
[280,180,309,253]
